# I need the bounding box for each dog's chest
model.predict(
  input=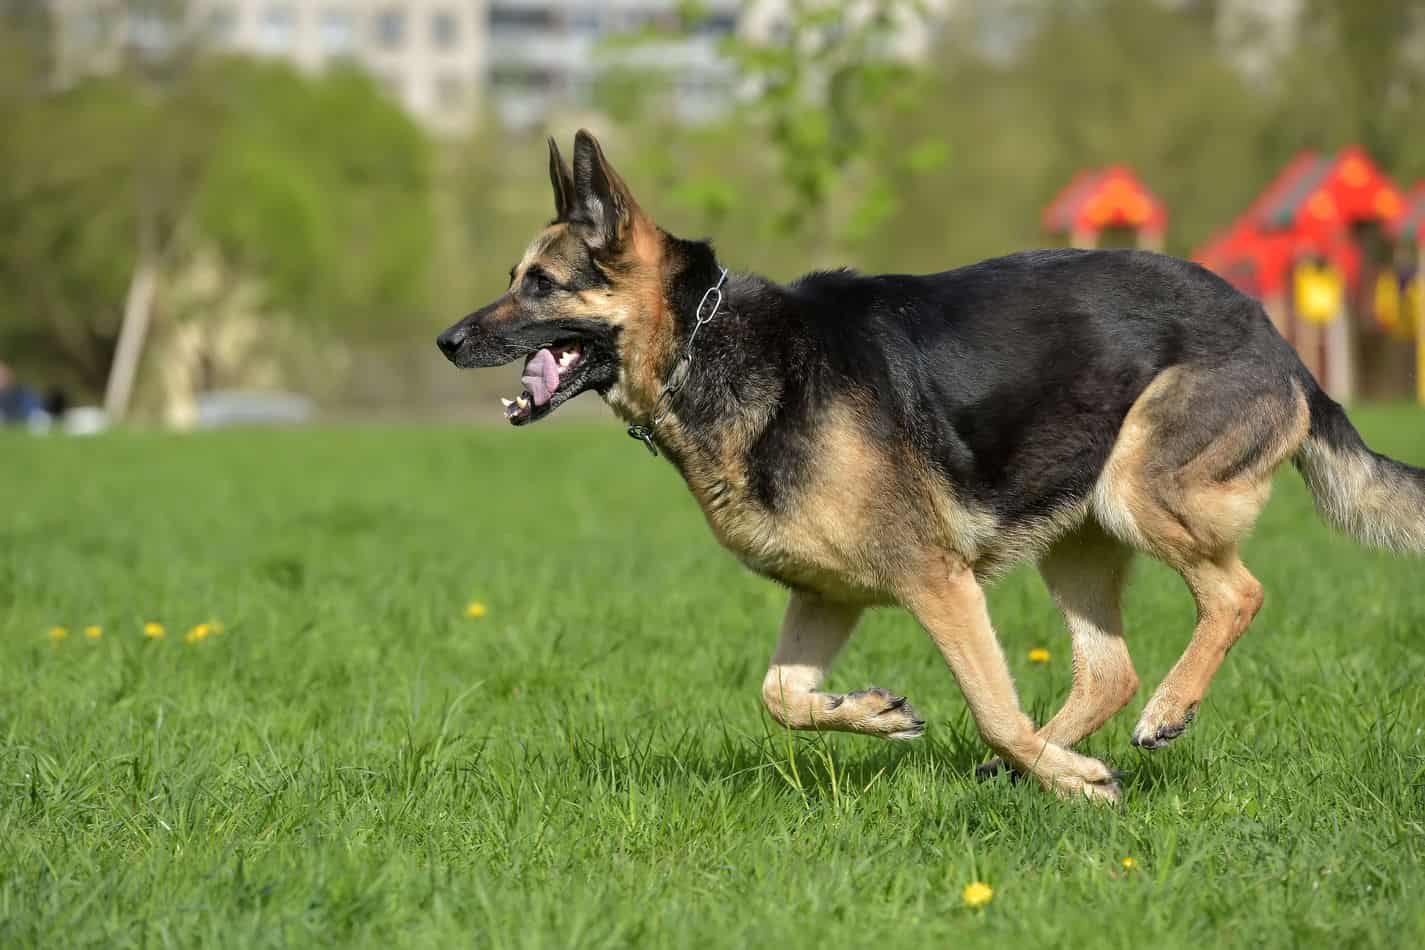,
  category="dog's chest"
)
[682,460,892,602]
